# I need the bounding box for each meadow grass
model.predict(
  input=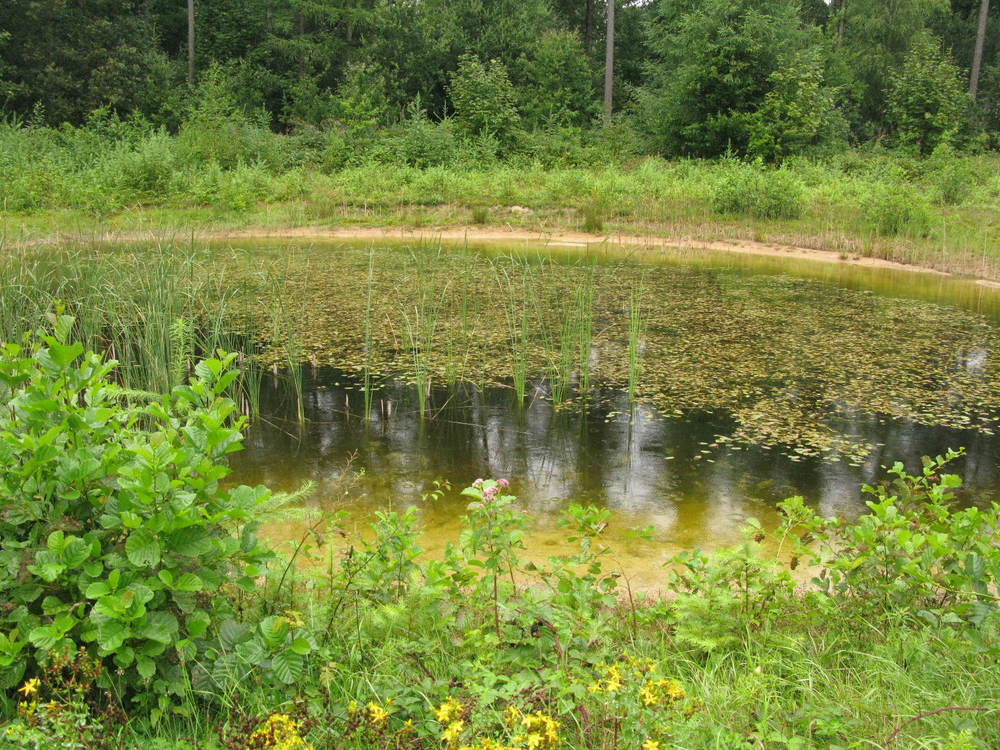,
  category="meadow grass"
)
[0,242,270,413]
[3,118,1000,278]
